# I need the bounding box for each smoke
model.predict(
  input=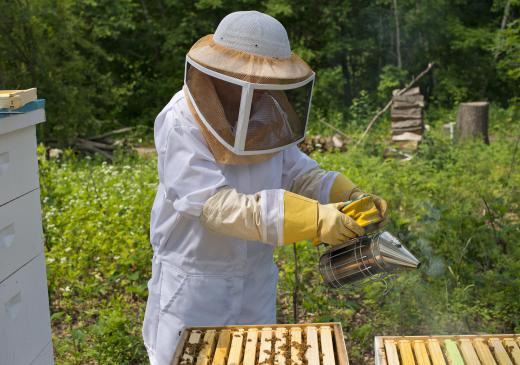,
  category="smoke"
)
[416,237,445,277]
